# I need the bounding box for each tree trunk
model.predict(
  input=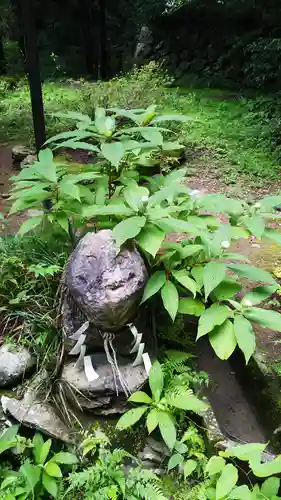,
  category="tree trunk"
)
[0,36,6,75]
[98,0,107,79]
[21,0,46,152]
[82,0,97,78]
